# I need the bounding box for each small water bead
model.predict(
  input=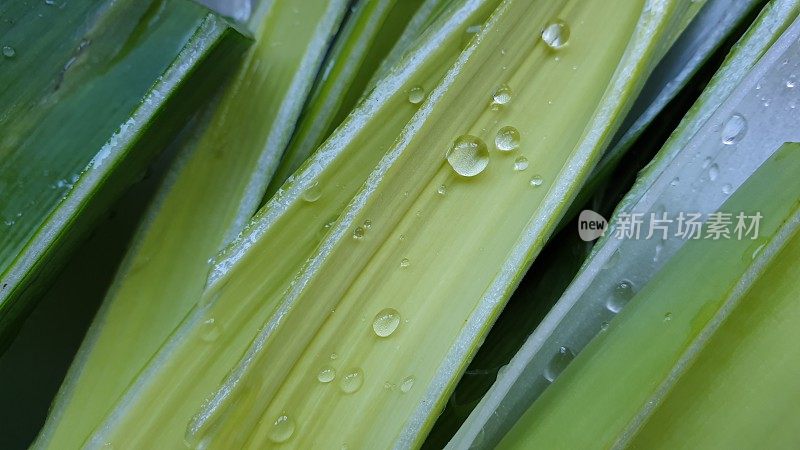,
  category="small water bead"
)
[787,76,797,89]
[670,177,680,187]
[607,280,635,313]
[446,135,489,177]
[437,184,447,196]
[722,183,732,195]
[200,318,220,342]
[512,156,529,172]
[491,84,512,109]
[495,126,520,151]
[269,414,295,443]
[600,322,610,332]
[400,258,410,268]
[340,369,364,394]
[330,352,338,360]
[663,312,673,323]
[708,163,719,181]
[353,226,365,240]
[541,20,570,50]
[702,157,712,169]
[372,308,401,337]
[543,346,574,382]
[529,175,544,187]
[363,219,372,229]
[721,113,747,145]
[407,86,426,104]
[318,366,336,383]
[2,46,15,58]
[399,376,415,393]
[302,181,321,202]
